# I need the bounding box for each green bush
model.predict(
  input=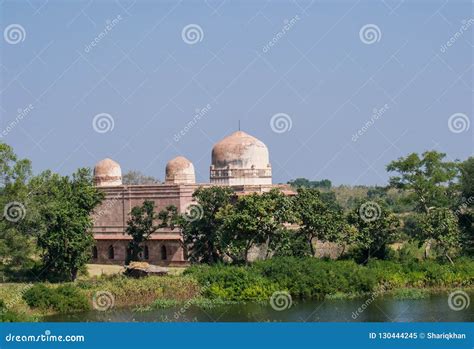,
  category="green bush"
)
[185,264,278,301]
[186,257,474,301]
[0,299,35,322]
[23,284,89,313]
